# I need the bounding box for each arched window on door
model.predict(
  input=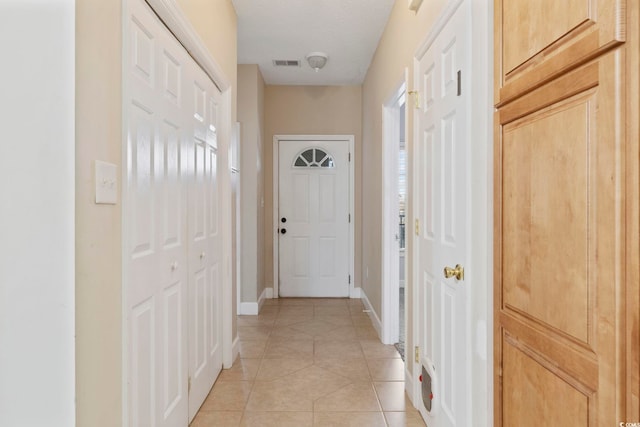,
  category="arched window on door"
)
[293,148,335,168]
